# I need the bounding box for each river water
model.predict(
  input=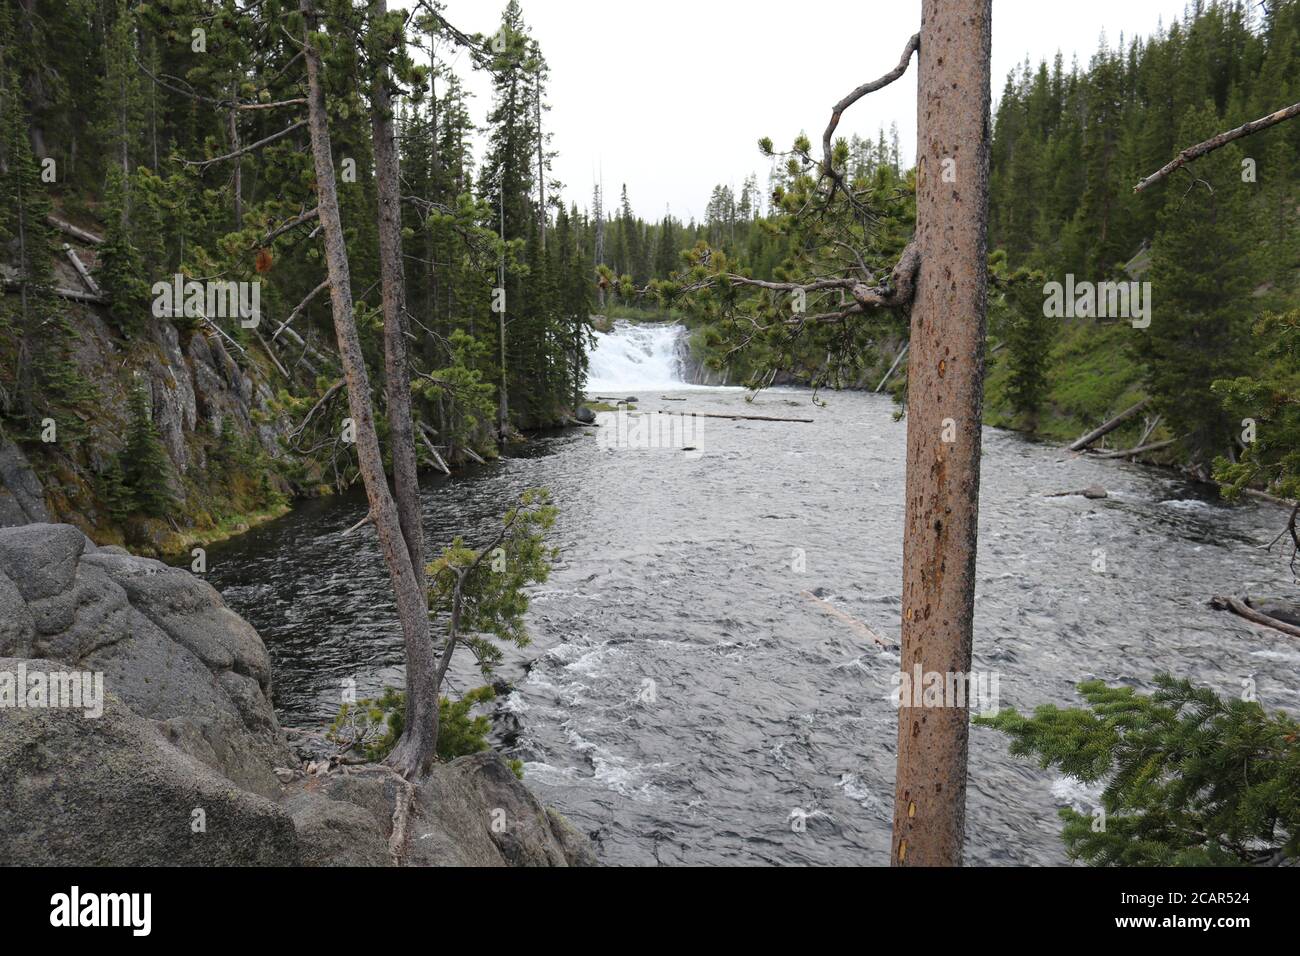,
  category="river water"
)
[203,323,1300,866]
